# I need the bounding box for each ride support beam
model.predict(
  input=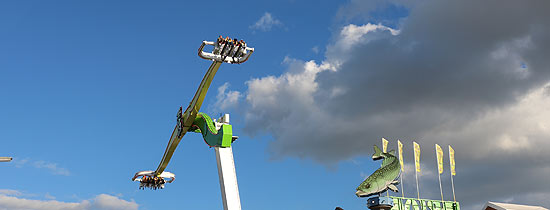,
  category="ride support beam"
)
[215,146,241,210]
